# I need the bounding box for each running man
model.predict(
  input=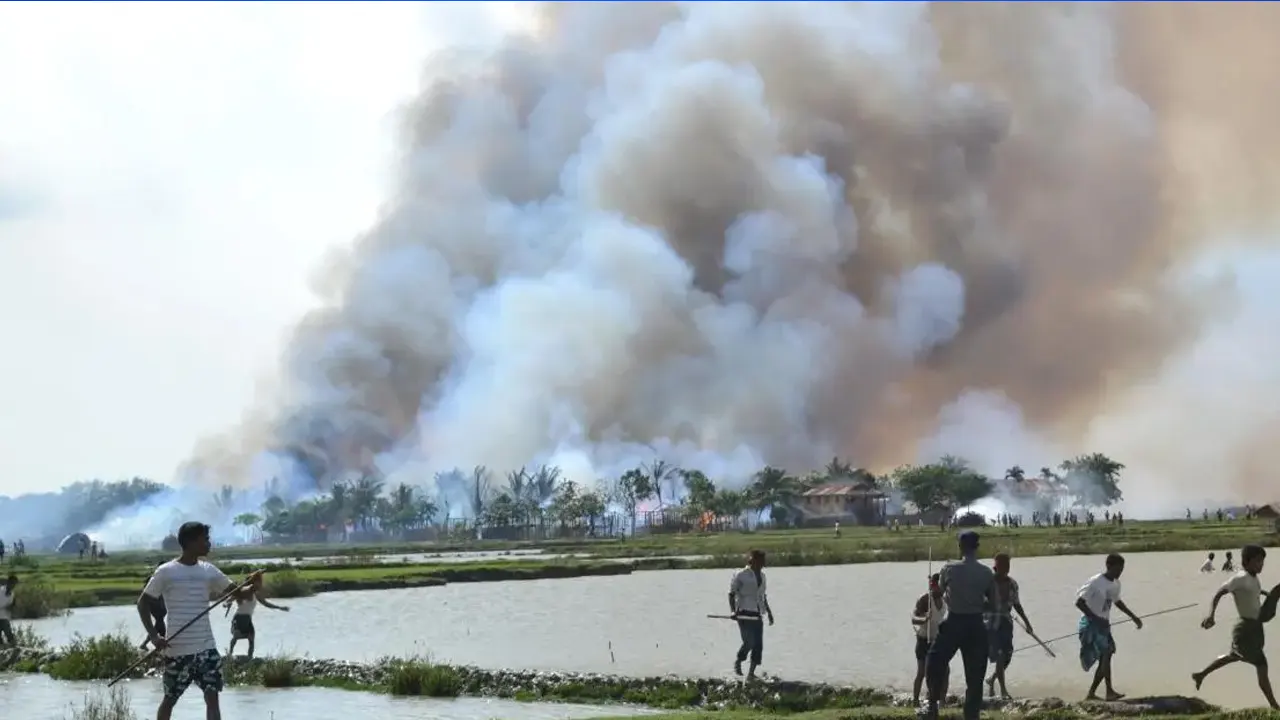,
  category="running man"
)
[986,553,1034,699]
[1192,545,1278,708]
[728,549,774,680]
[912,573,948,706]
[1076,553,1142,701]
[921,531,995,720]
[137,521,260,720]
[0,574,18,646]
[225,573,290,660]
